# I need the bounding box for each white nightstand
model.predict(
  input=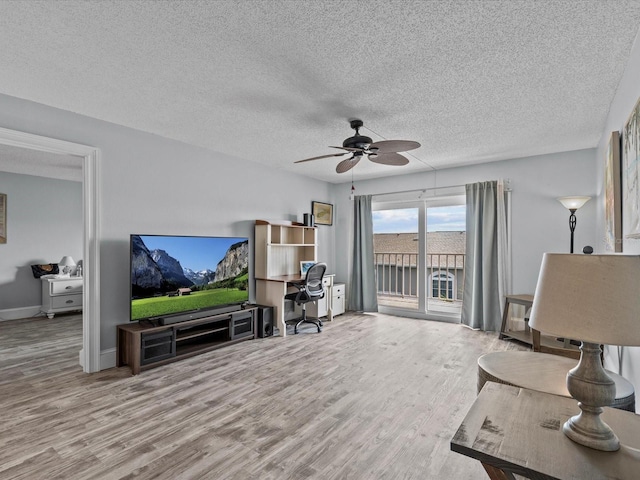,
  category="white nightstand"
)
[41,277,83,319]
